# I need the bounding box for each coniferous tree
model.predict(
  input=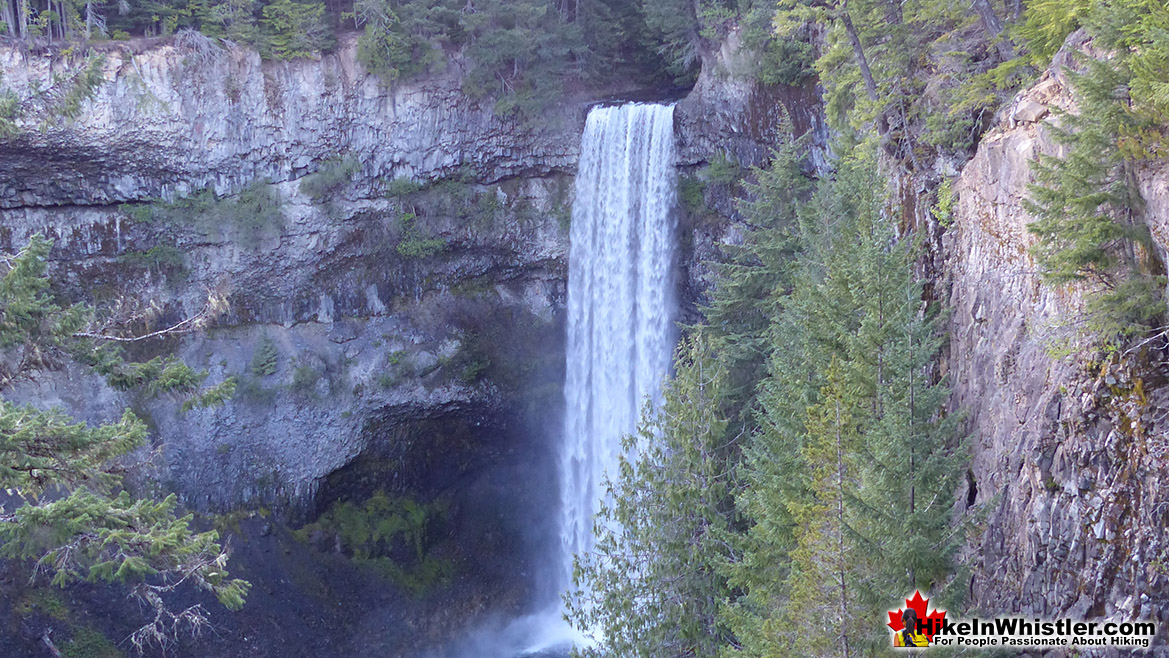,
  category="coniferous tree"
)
[1026,55,1165,339]
[725,146,968,656]
[701,129,812,404]
[783,359,863,658]
[0,236,248,652]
